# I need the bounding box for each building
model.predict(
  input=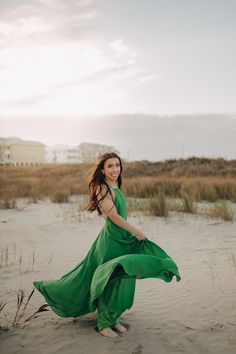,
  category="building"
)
[79,142,119,163]
[45,145,82,164]
[0,137,45,166]
[0,137,120,166]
